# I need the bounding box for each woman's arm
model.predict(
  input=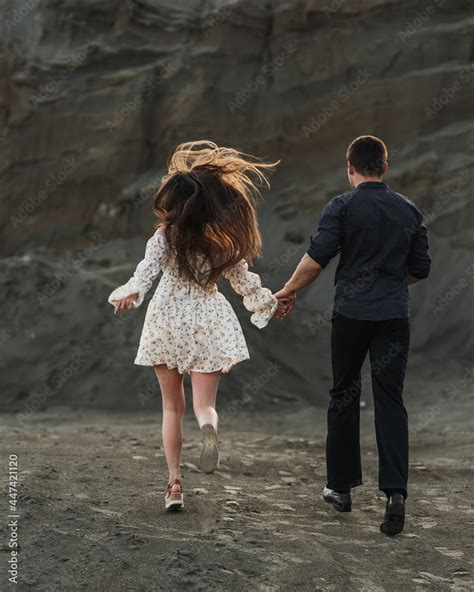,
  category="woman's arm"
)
[222,260,278,328]
[108,230,165,312]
